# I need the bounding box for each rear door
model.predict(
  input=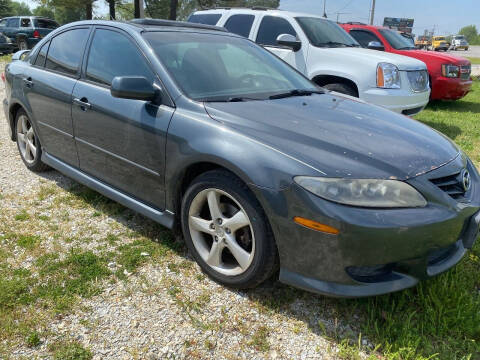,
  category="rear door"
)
[254,15,307,74]
[23,27,91,166]
[72,27,174,209]
[223,14,256,38]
